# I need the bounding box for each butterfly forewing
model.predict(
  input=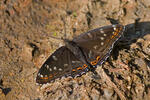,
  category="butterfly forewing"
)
[73,24,124,66]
